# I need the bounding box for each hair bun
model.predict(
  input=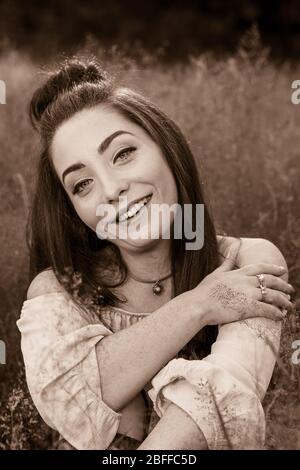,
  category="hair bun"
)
[29,58,109,129]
